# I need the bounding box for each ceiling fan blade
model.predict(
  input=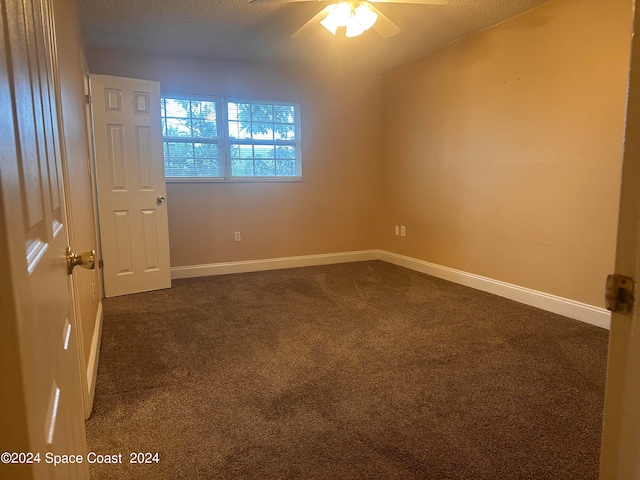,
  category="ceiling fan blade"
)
[368,0,448,4]
[250,0,447,3]
[365,3,401,38]
[291,5,333,38]
[250,0,328,4]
